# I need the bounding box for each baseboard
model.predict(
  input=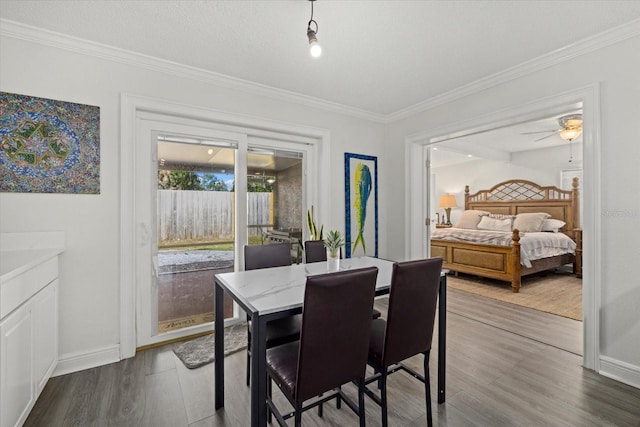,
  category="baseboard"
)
[53,345,121,377]
[599,355,640,389]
